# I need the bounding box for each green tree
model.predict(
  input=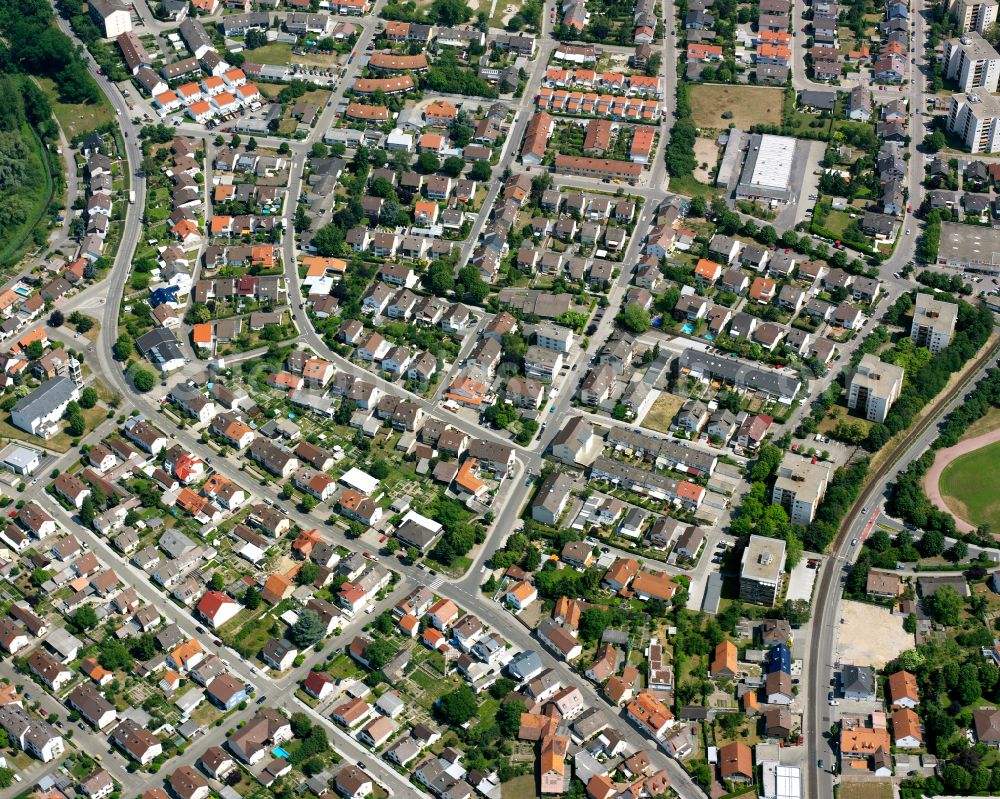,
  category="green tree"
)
[290,712,313,738]
[432,0,470,24]
[949,540,968,562]
[781,599,811,626]
[79,387,98,409]
[0,768,14,788]
[442,156,464,177]
[364,638,396,669]
[98,639,134,670]
[242,588,262,609]
[924,584,963,626]
[72,606,98,633]
[619,302,651,333]
[297,562,319,585]
[496,701,521,738]
[25,340,43,360]
[79,495,95,528]
[209,572,225,591]
[469,161,491,181]
[424,260,455,296]
[918,530,944,557]
[132,368,156,392]
[416,152,441,173]
[437,685,477,725]
[113,334,133,360]
[290,609,325,647]
[65,400,85,436]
